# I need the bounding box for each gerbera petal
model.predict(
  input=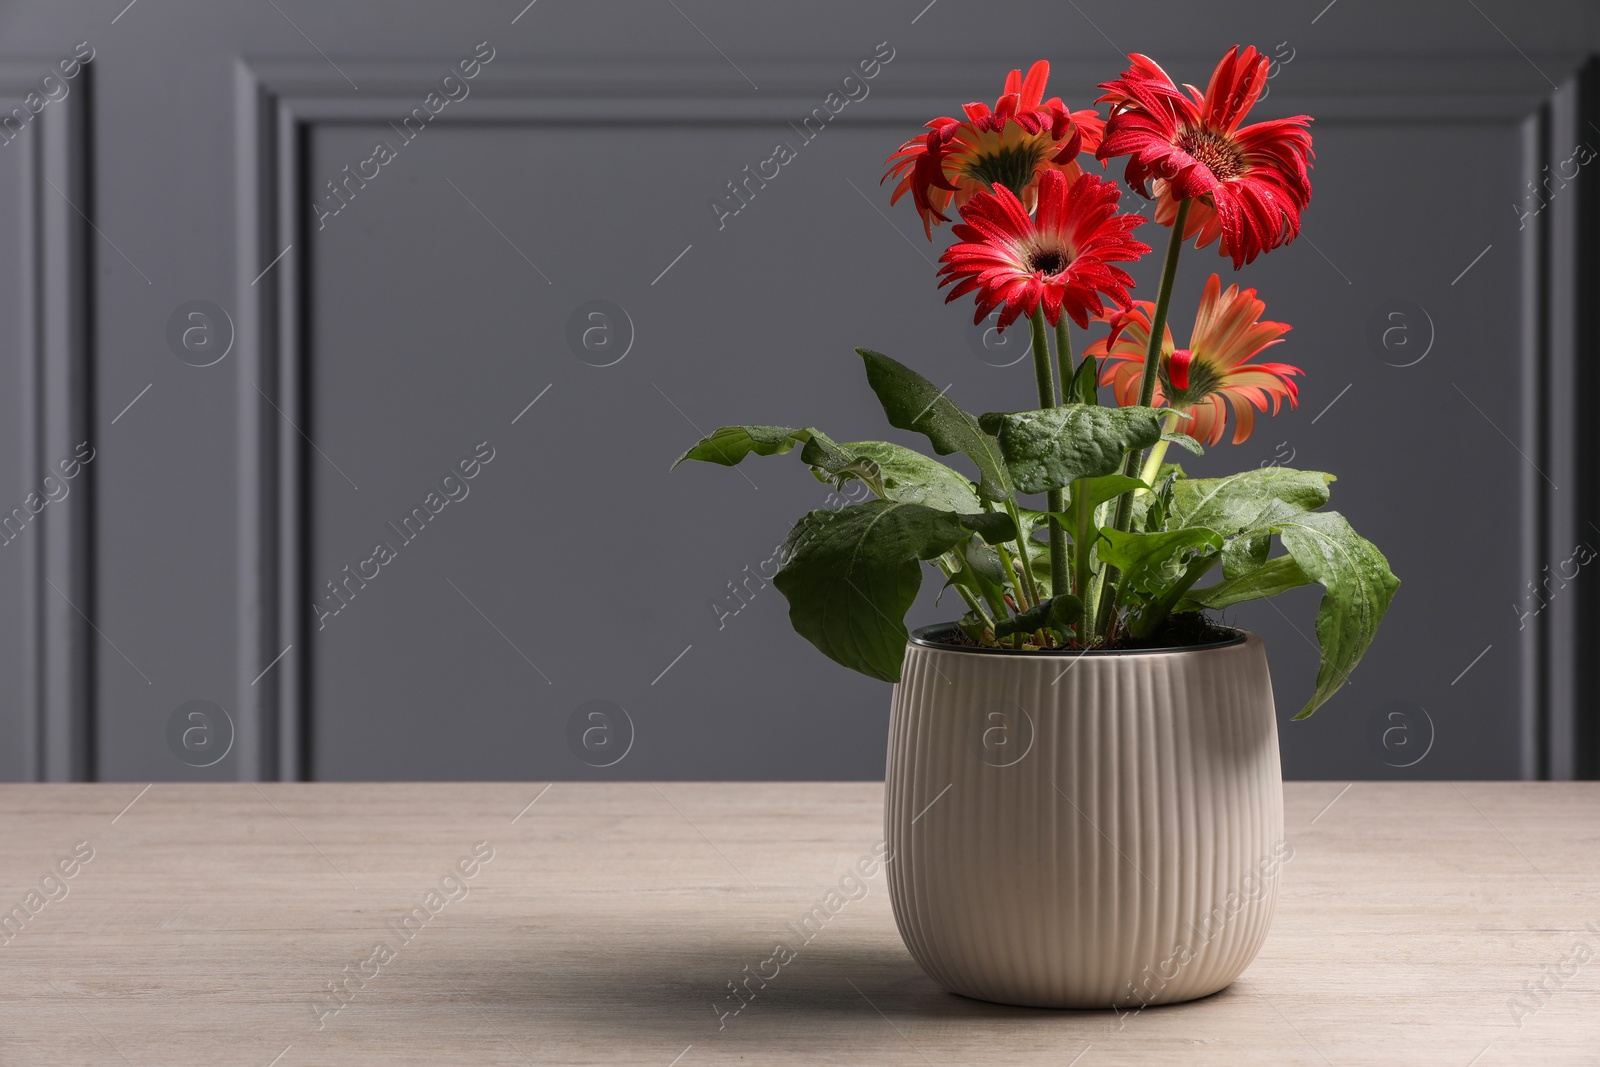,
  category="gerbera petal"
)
[1019,60,1050,110]
[883,61,1104,238]
[938,172,1150,332]
[1097,47,1315,266]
